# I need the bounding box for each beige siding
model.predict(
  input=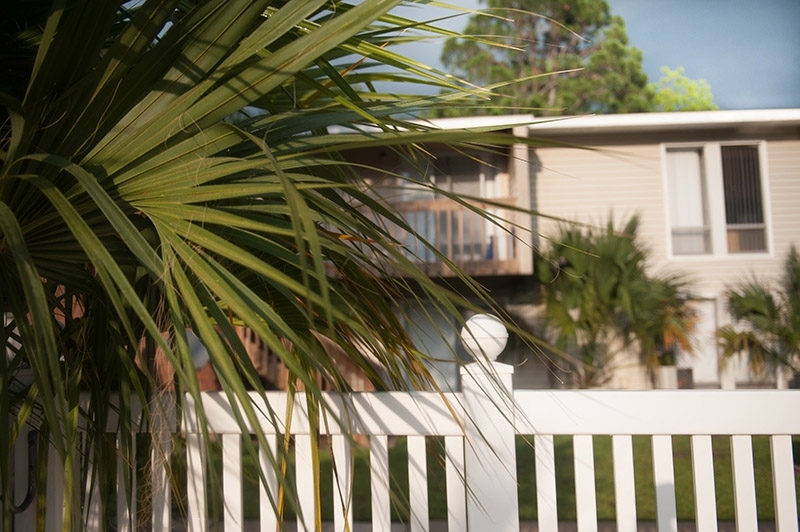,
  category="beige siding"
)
[532,135,800,388]
[534,142,667,265]
[656,139,800,299]
[535,138,800,293]
[767,139,800,267]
